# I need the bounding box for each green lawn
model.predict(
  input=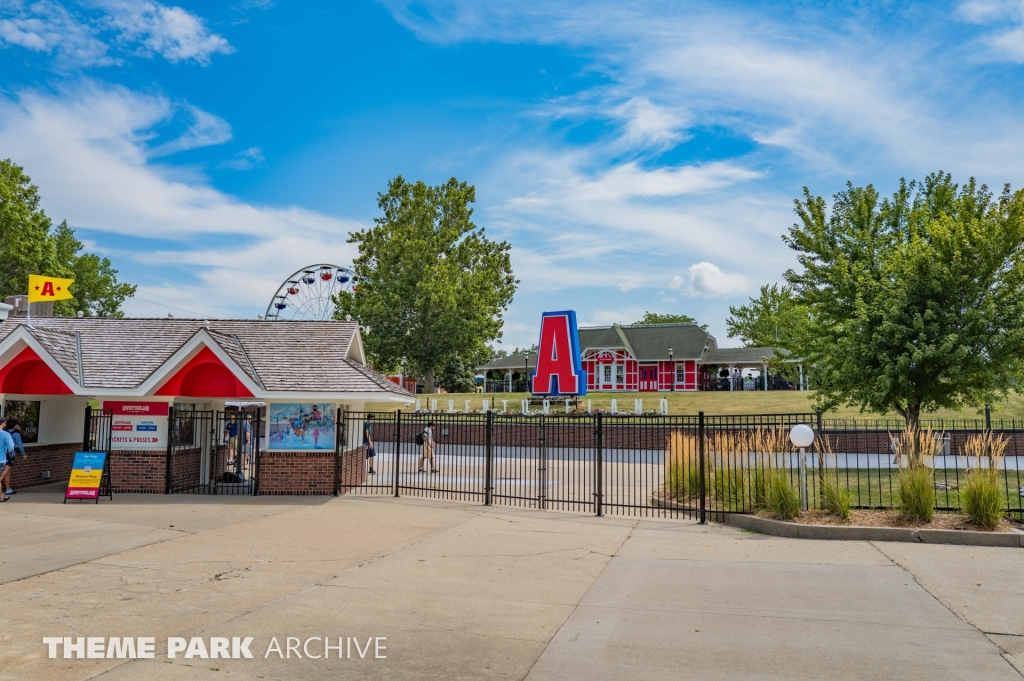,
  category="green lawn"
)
[371,390,1024,422]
